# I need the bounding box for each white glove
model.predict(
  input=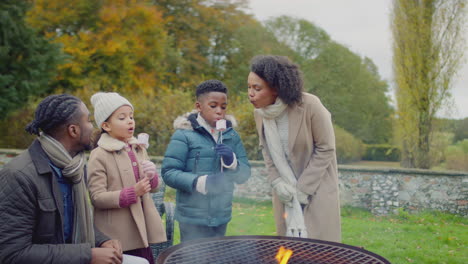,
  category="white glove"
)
[297,189,309,205]
[272,178,295,205]
[195,175,208,195]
